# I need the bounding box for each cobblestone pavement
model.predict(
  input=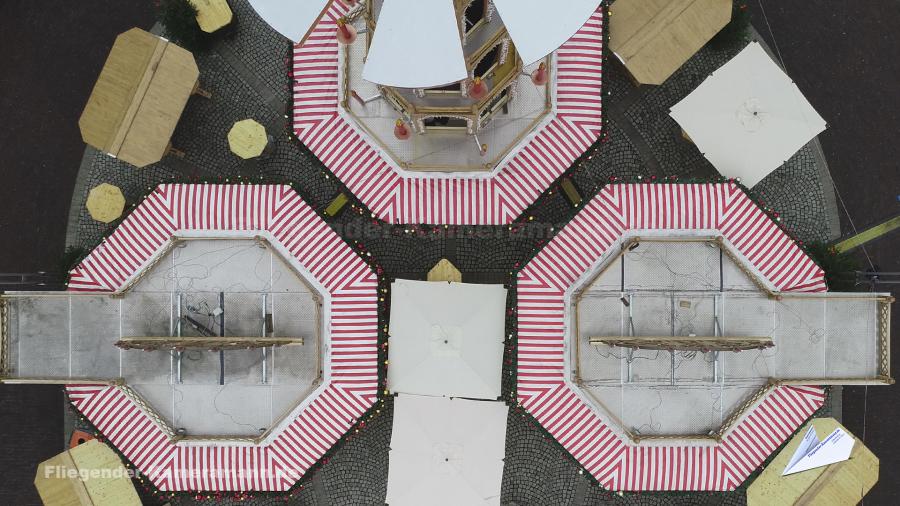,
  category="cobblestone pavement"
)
[64,2,840,504]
